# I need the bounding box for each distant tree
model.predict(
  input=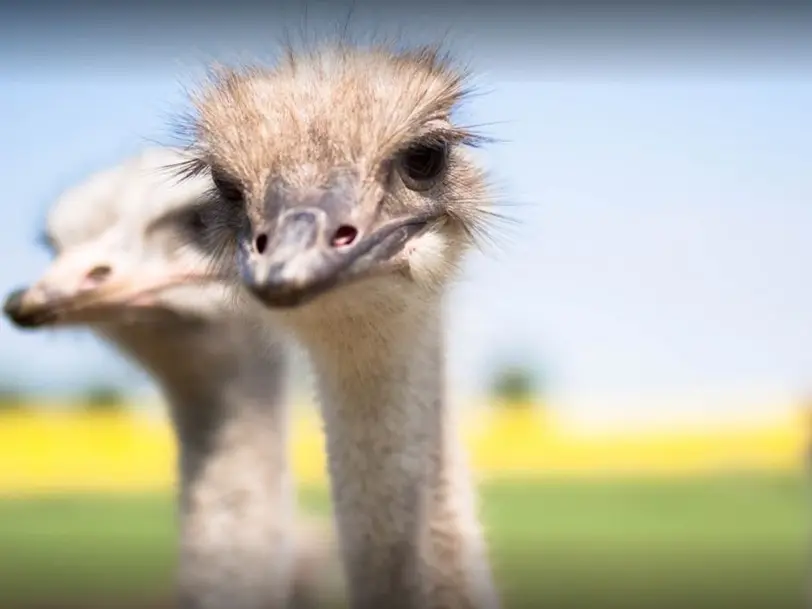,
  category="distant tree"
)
[81,384,129,413]
[0,385,29,411]
[490,364,540,410]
